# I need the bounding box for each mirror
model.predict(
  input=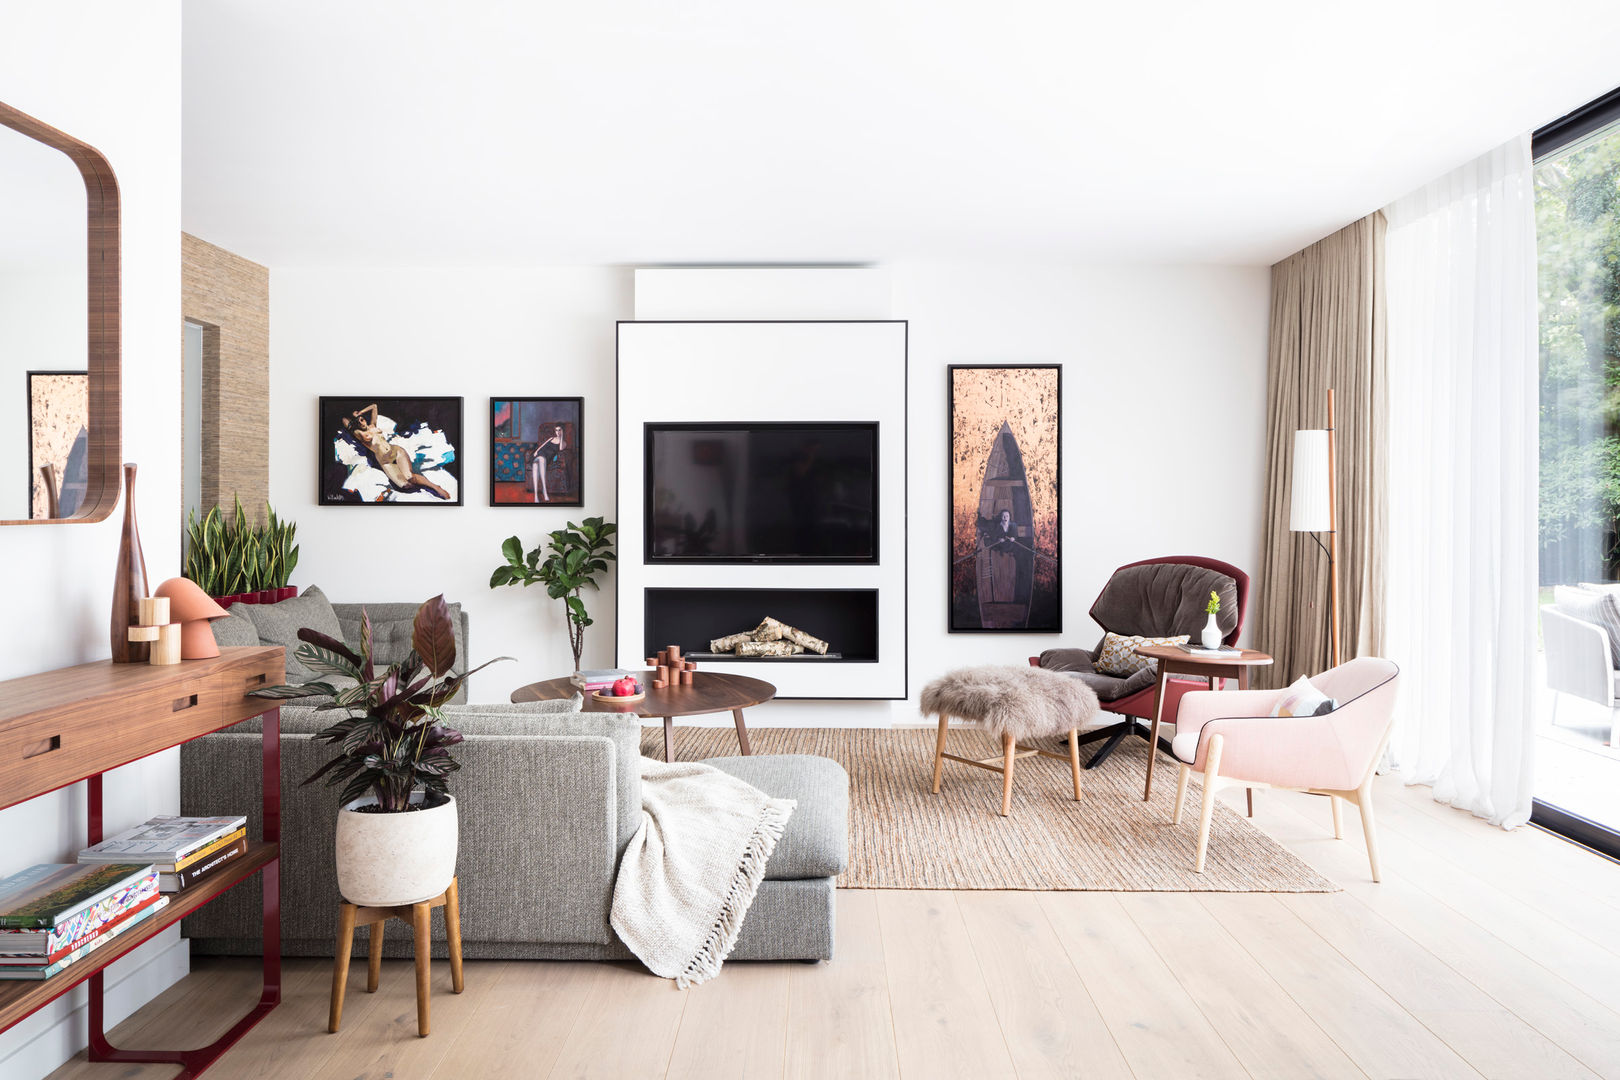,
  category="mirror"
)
[0,100,120,525]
